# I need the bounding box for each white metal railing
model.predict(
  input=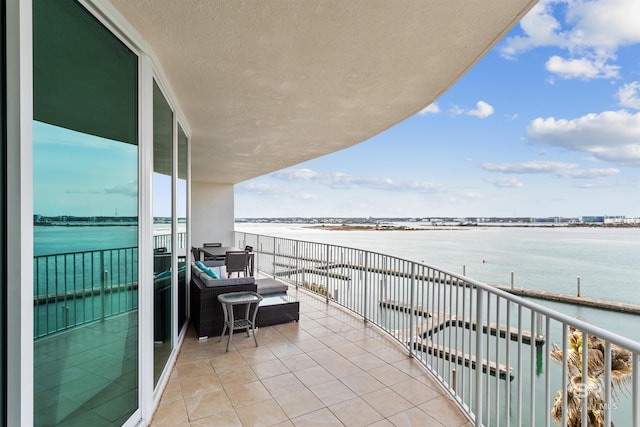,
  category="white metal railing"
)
[33,232,187,338]
[235,231,640,427]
